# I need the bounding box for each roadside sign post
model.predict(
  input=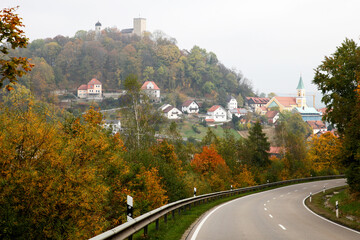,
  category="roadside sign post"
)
[310,192,312,202]
[194,187,197,197]
[336,201,339,218]
[127,195,133,222]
